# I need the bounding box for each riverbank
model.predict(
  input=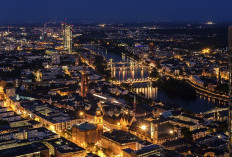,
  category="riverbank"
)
[84,44,218,113]
[154,77,197,100]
